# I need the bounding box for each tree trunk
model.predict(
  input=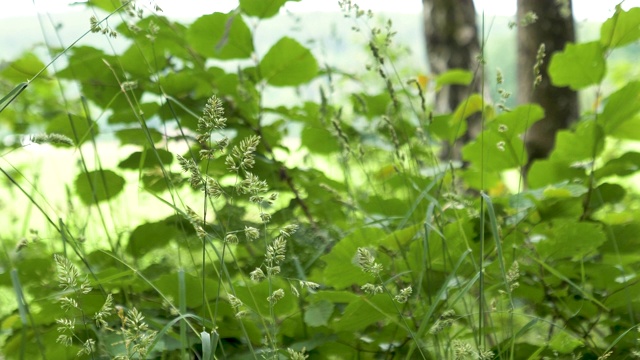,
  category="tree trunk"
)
[422,0,483,161]
[517,0,579,167]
